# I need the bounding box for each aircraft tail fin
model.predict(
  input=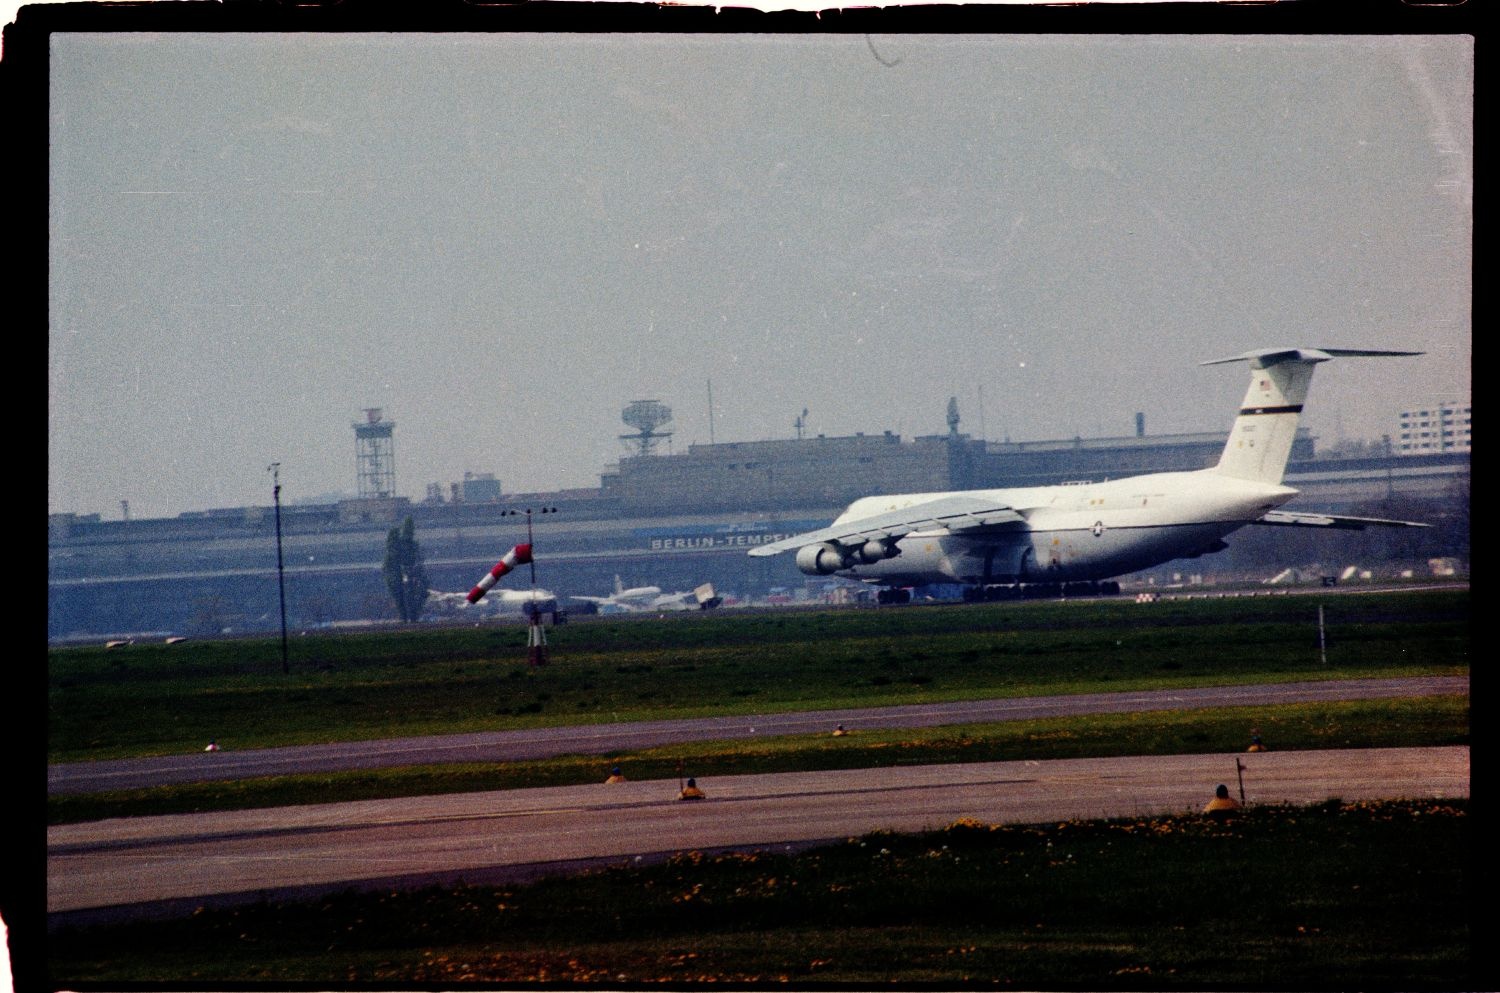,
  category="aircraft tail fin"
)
[1203,348,1422,484]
